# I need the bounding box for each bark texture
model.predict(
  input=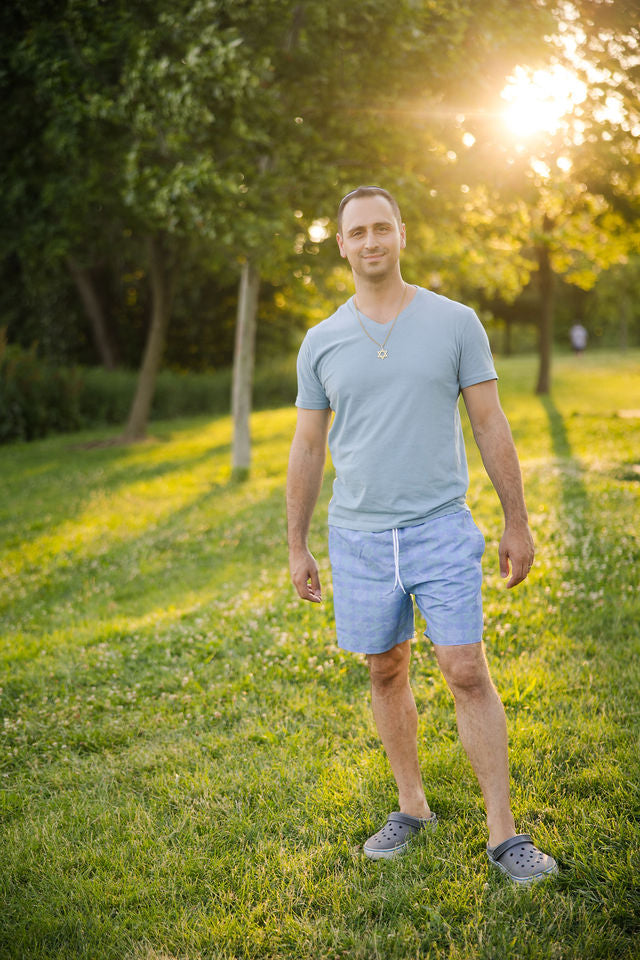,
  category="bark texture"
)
[503,316,513,357]
[67,257,118,369]
[535,216,555,395]
[231,258,261,478]
[121,236,174,442]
